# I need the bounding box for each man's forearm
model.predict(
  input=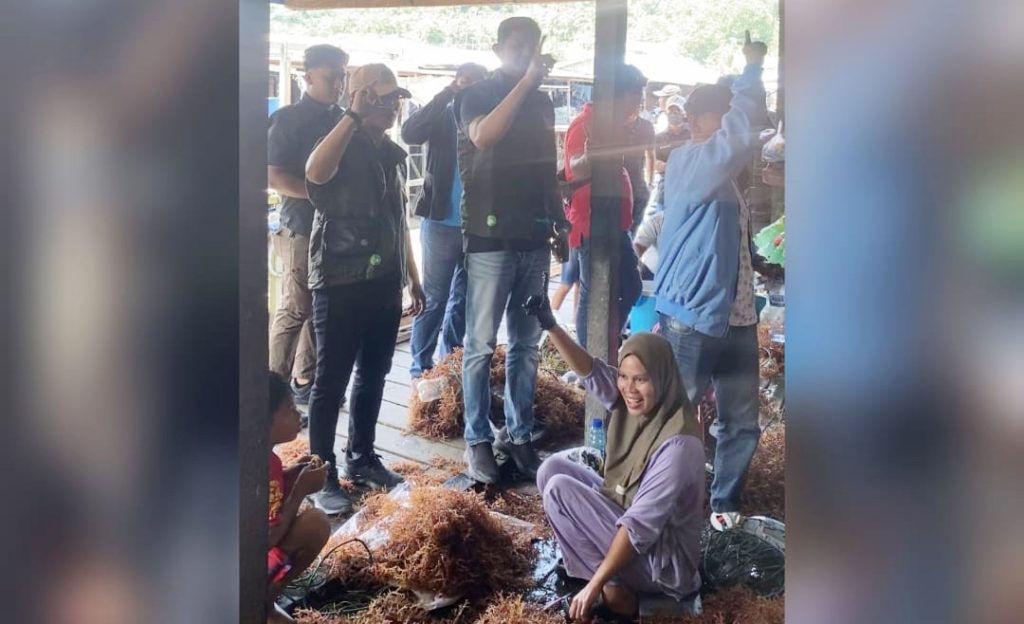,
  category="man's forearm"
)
[268,167,309,200]
[592,526,638,586]
[405,235,420,286]
[467,79,532,149]
[306,115,359,185]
